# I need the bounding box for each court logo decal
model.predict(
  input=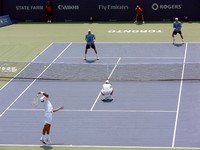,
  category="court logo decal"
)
[108,29,163,33]
[0,64,17,73]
